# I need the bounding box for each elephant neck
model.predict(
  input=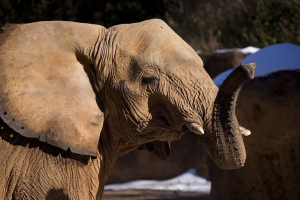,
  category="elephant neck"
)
[97,123,142,179]
[96,126,141,198]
